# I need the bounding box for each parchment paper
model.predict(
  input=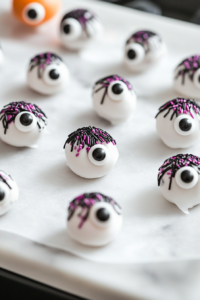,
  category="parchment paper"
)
[1,0,200,263]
